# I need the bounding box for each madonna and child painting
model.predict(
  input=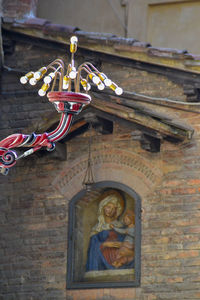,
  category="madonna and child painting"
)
[67,187,139,288]
[85,190,135,275]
